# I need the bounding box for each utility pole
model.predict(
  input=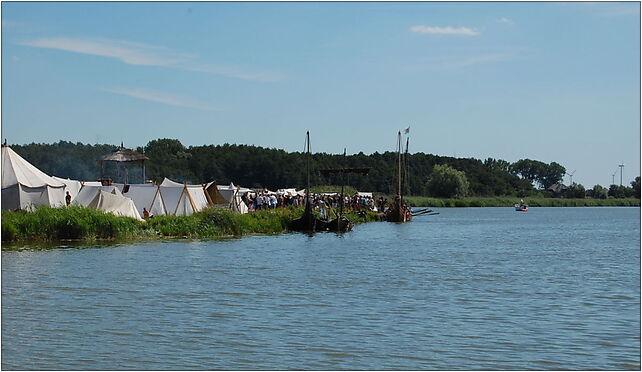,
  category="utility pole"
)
[619,164,625,186]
